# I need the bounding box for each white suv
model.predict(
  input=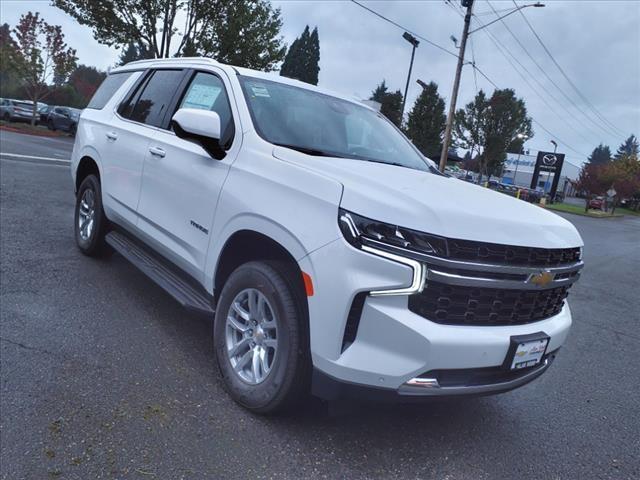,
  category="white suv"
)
[70,58,583,413]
